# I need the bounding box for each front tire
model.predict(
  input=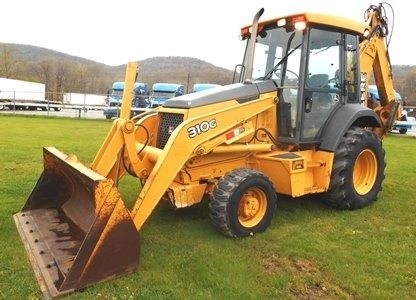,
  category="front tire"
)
[209,168,277,237]
[325,127,386,210]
